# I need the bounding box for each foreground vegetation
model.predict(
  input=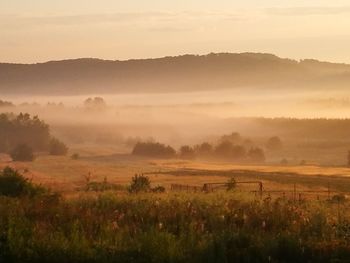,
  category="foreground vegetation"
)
[1,169,350,262]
